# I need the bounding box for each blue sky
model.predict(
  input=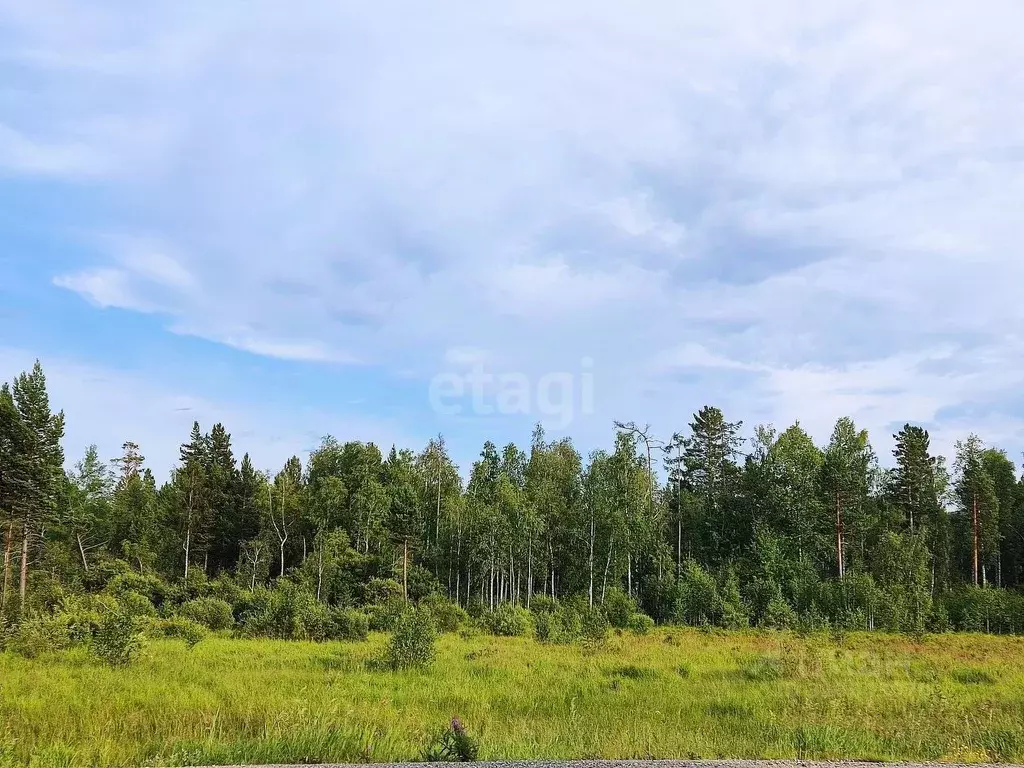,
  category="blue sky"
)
[2,1,1023,479]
